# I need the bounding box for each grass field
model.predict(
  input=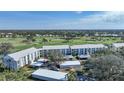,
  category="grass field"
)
[0,36,123,53]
